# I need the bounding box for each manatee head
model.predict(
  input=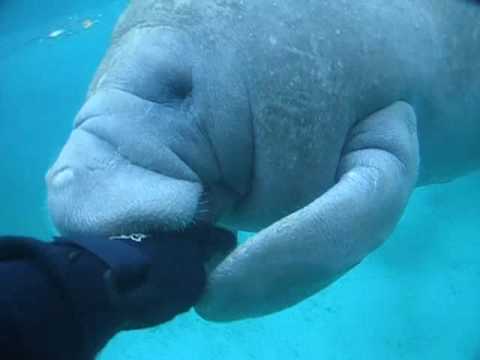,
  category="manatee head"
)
[45,26,251,237]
